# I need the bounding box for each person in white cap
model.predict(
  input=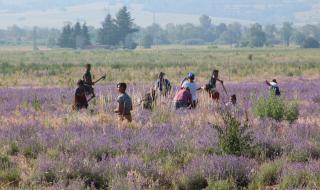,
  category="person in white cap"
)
[181,72,201,108]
